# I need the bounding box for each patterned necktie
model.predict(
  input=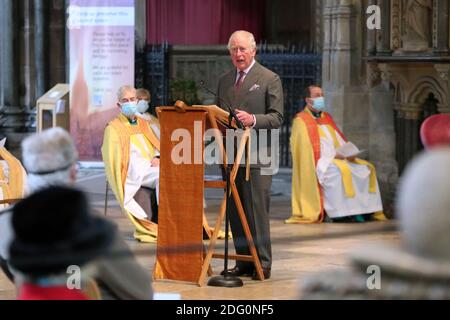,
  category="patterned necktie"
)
[235,71,245,92]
